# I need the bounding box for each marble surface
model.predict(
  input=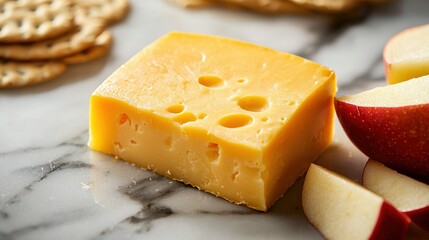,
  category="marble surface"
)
[1,0,429,239]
